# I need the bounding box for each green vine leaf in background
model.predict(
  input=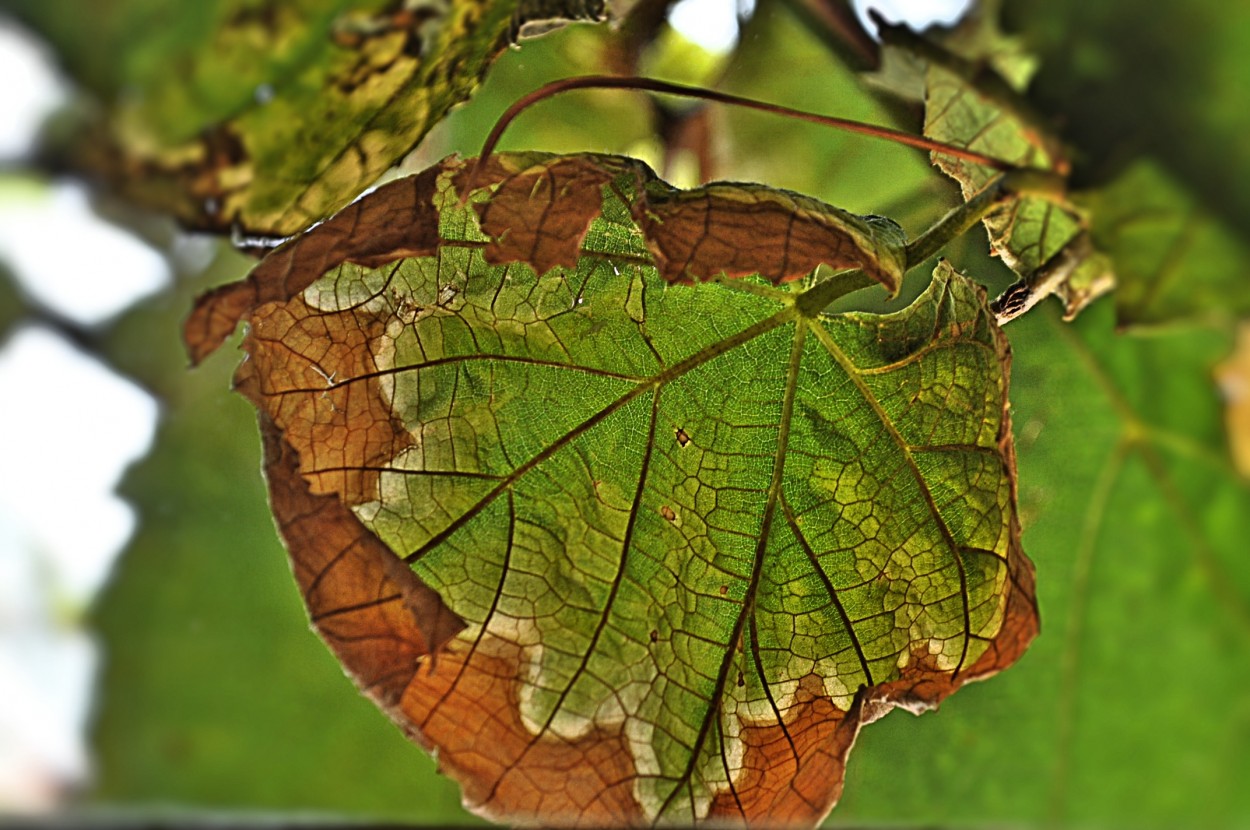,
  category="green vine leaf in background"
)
[1078,160,1250,328]
[890,5,1110,322]
[913,0,1250,330]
